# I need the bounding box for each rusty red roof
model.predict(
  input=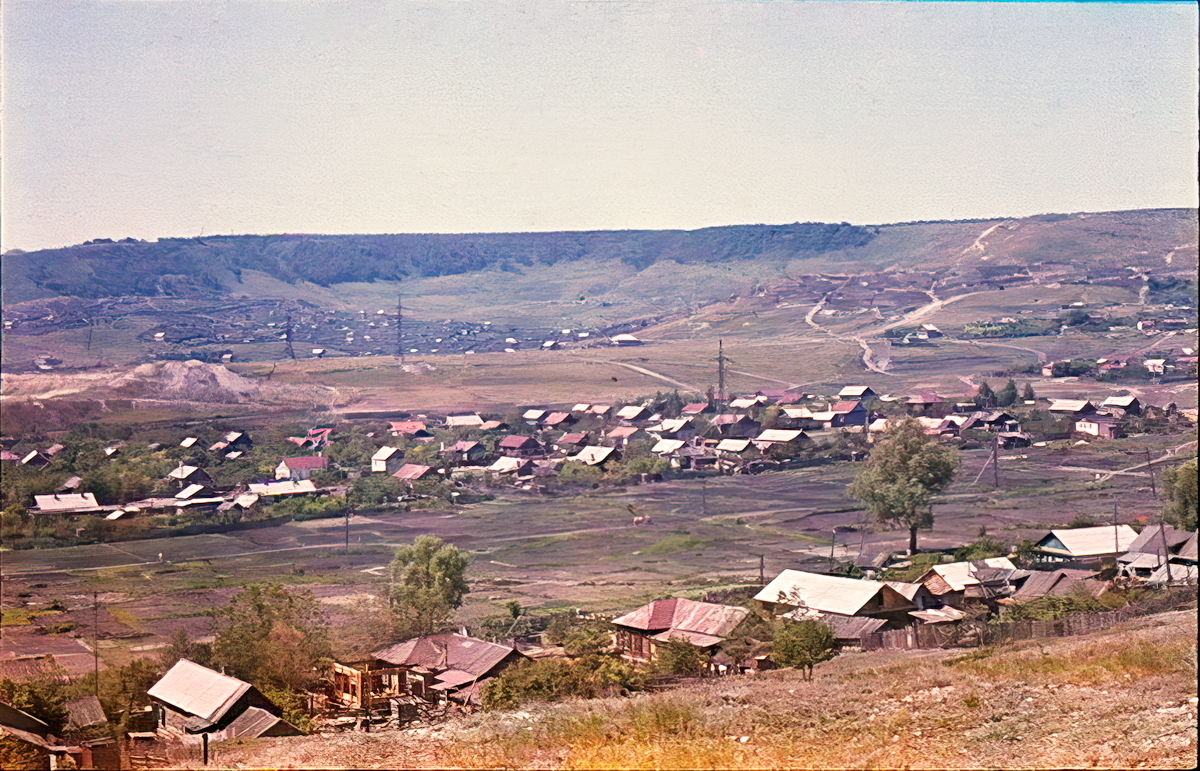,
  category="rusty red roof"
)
[374,633,519,678]
[392,463,434,480]
[611,598,748,639]
[281,456,328,470]
[830,401,863,414]
[389,421,429,434]
[499,435,538,449]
